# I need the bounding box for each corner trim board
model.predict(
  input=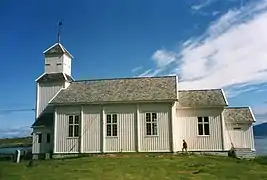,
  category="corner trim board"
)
[136,104,140,152]
[80,106,84,153]
[53,108,58,153]
[101,106,105,153]
[221,89,229,106]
